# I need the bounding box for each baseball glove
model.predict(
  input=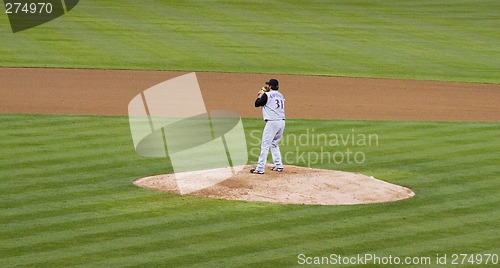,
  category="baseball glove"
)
[257,85,270,97]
